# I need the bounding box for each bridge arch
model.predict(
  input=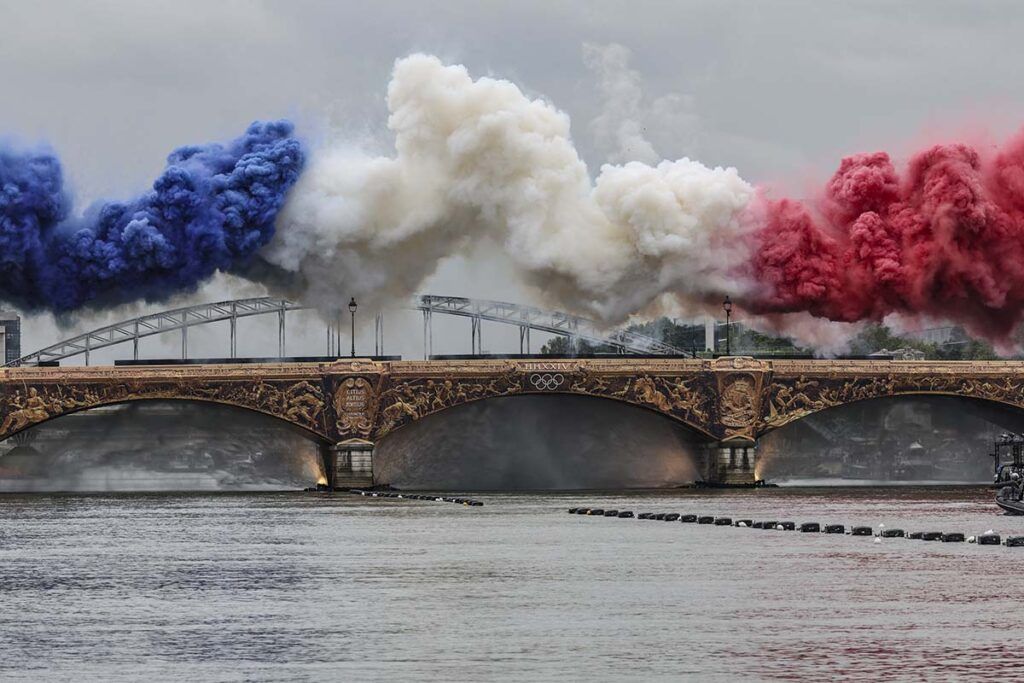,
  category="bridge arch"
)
[371,369,718,441]
[0,395,332,445]
[9,294,684,367]
[372,387,716,440]
[756,371,1024,438]
[0,372,332,444]
[373,392,707,490]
